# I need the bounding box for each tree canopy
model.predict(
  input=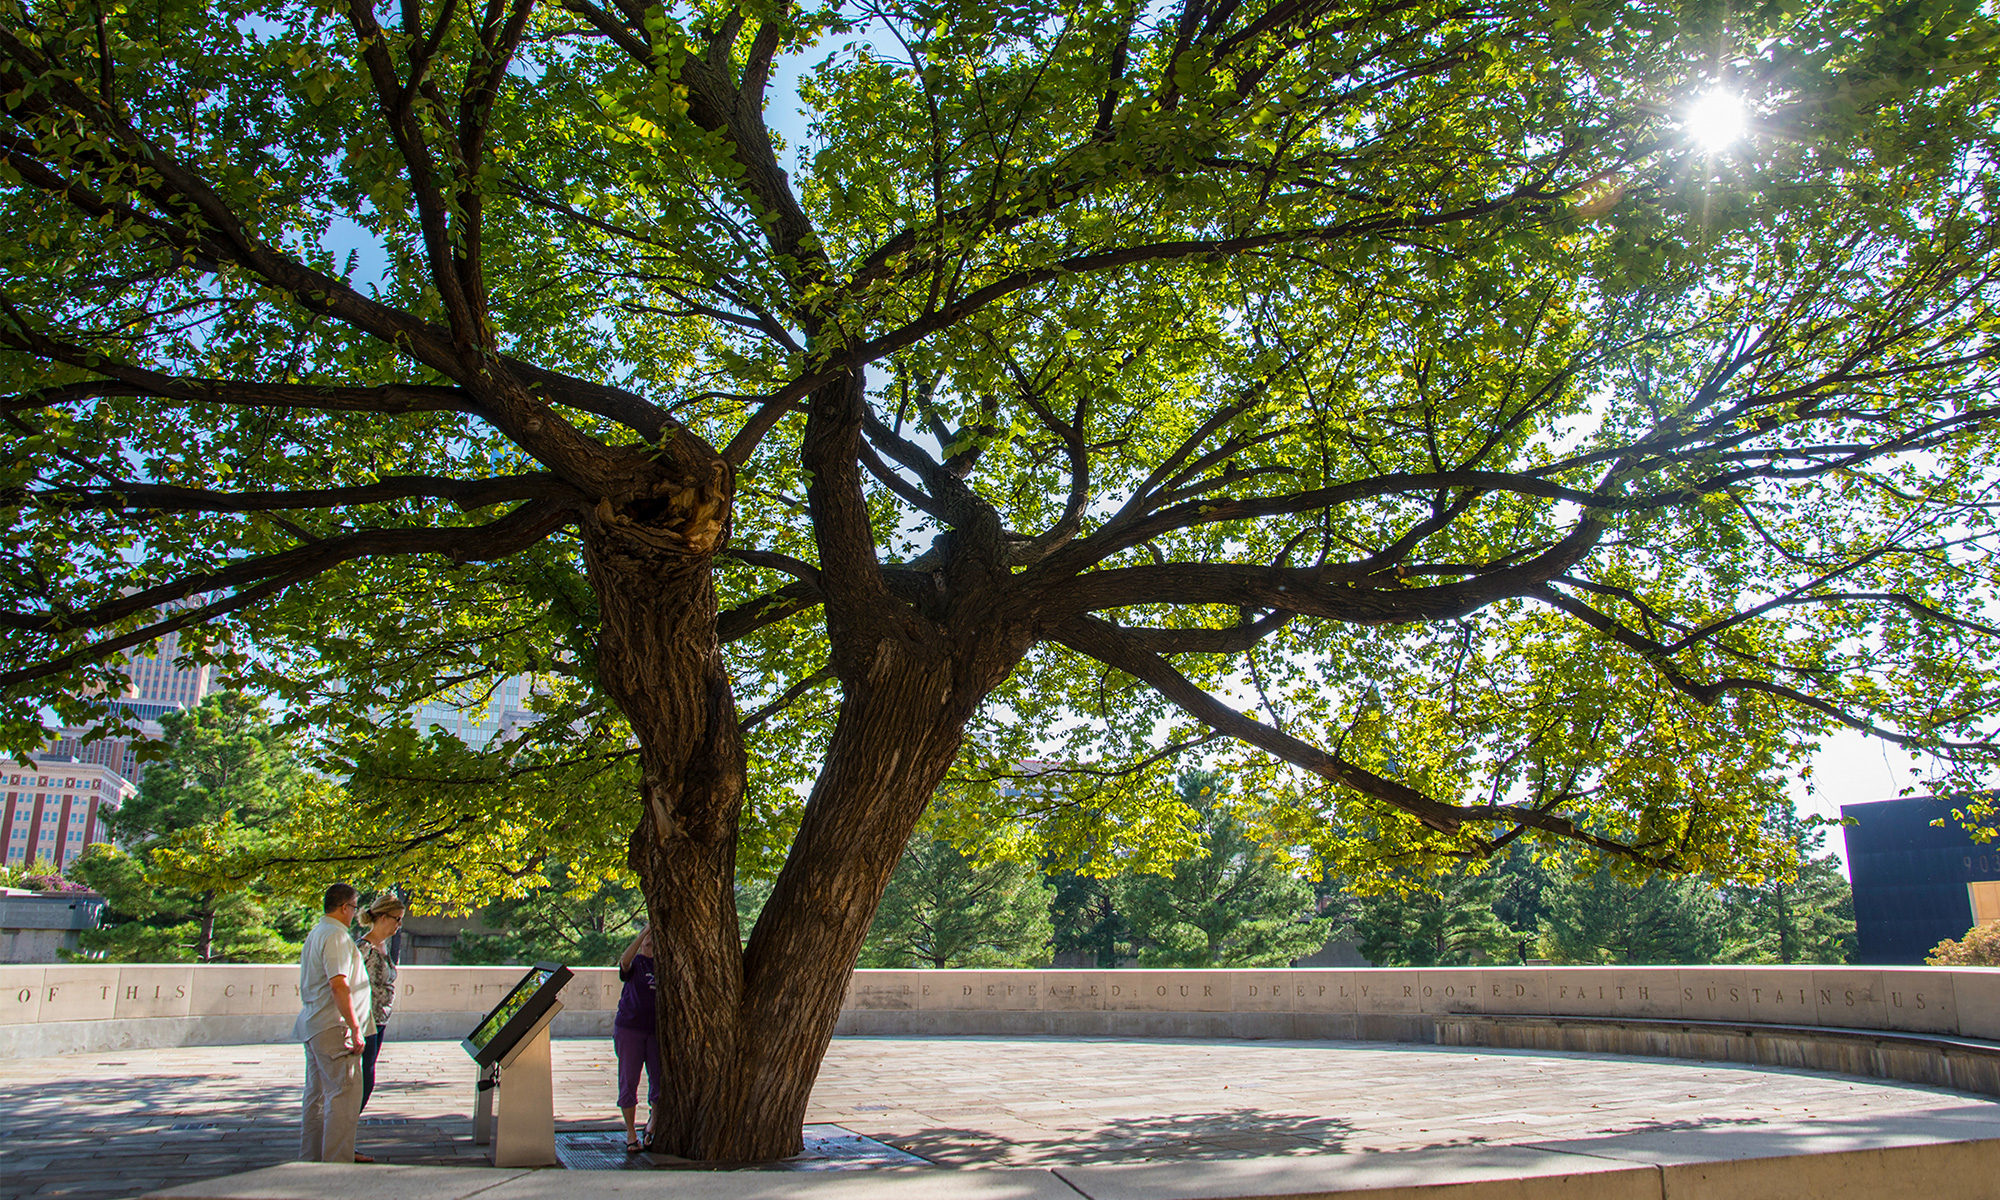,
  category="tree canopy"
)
[4,0,1999,1159]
